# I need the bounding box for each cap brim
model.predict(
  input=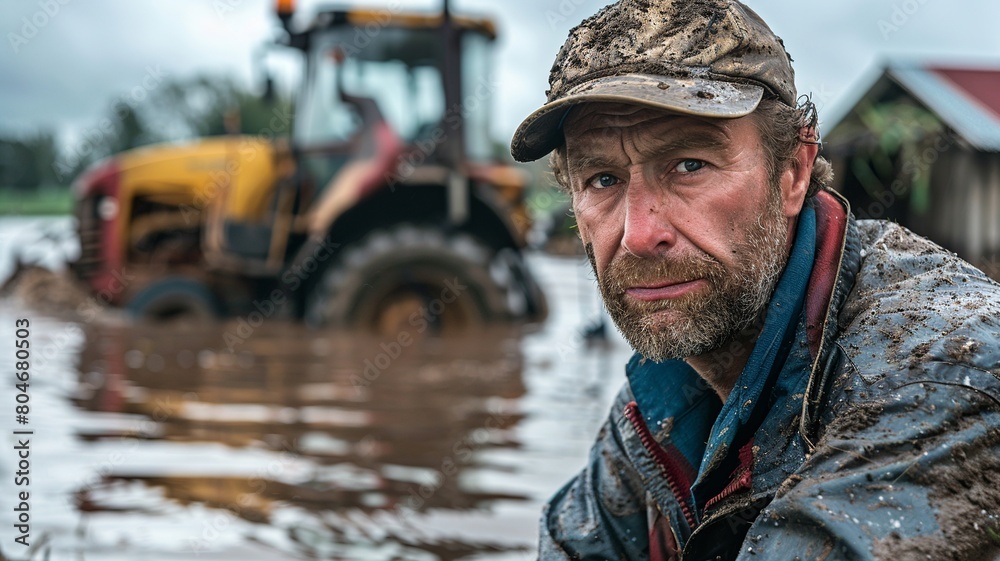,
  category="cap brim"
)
[510,73,765,162]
